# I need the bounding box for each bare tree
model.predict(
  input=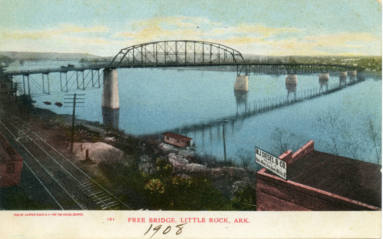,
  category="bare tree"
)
[271,128,301,155]
[316,111,340,155]
[271,128,289,154]
[367,118,381,164]
[313,108,363,160]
